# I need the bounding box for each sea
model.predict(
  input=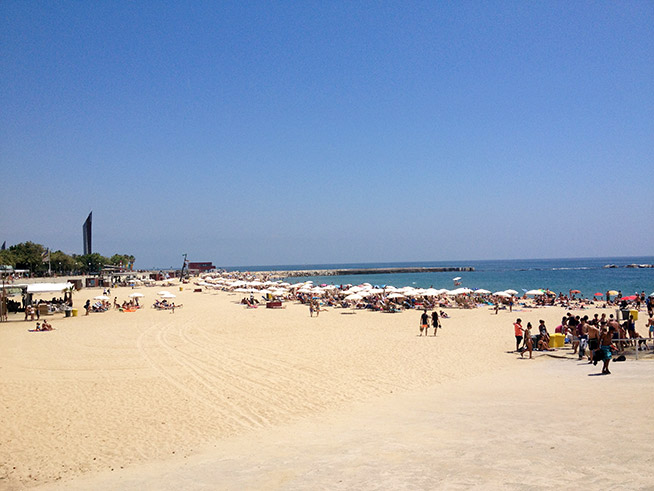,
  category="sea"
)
[226,256,654,298]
